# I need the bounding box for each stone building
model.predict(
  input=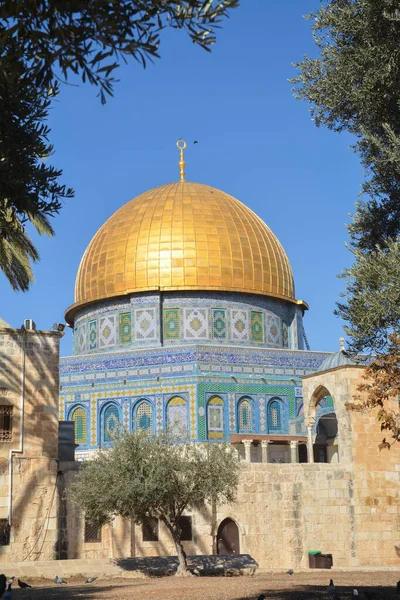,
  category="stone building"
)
[0,142,399,567]
[0,318,62,561]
